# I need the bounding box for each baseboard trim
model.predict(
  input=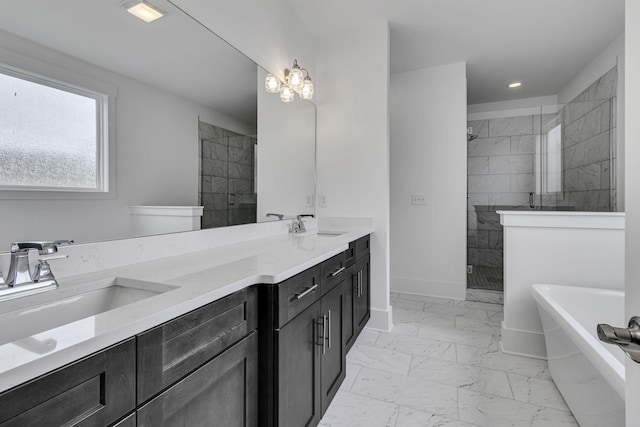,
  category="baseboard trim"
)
[366,306,393,332]
[501,321,547,359]
[391,276,466,300]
